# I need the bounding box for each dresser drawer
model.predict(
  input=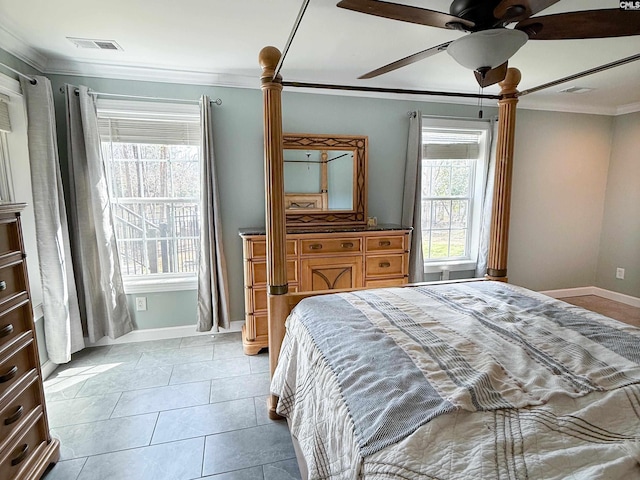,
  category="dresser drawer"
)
[365,278,408,288]
[249,260,298,285]
[246,239,297,259]
[365,254,407,278]
[365,235,407,252]
[0,410,47,480]
[0,261,27,307]
[249,284,298,314]
[0,337,35,401]
[0,374,40,452]
[301,255,362,291]
[0,296,31,349]
[0,220,20,258]
[300,237,362,256]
